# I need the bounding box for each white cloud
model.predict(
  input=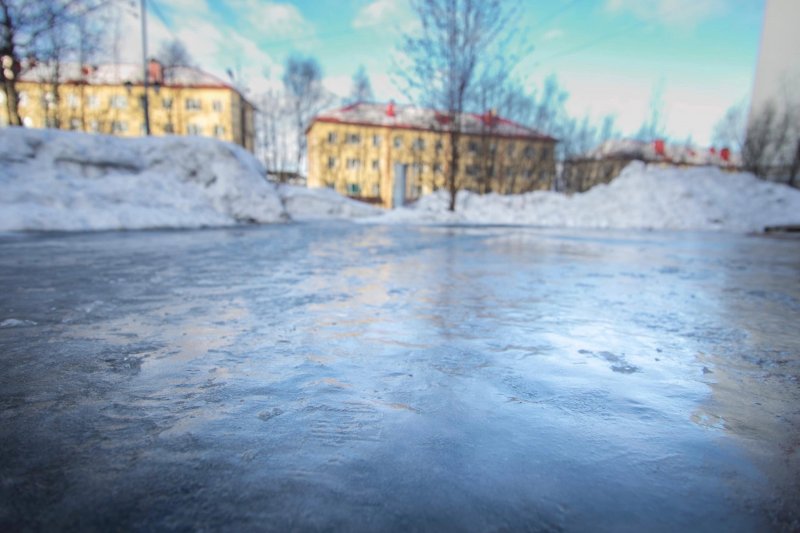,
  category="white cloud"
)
[353,0,413,30]
[541,29,564,42]
[606,0,726,28]
[229,1,314,38]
